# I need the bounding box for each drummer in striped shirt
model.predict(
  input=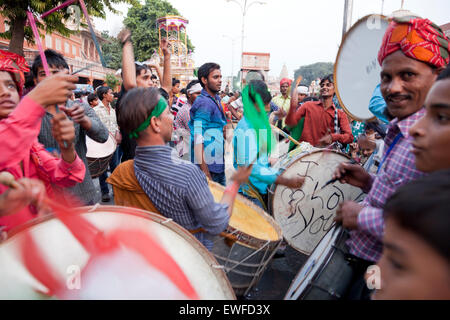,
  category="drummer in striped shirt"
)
[113,87,253,250]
